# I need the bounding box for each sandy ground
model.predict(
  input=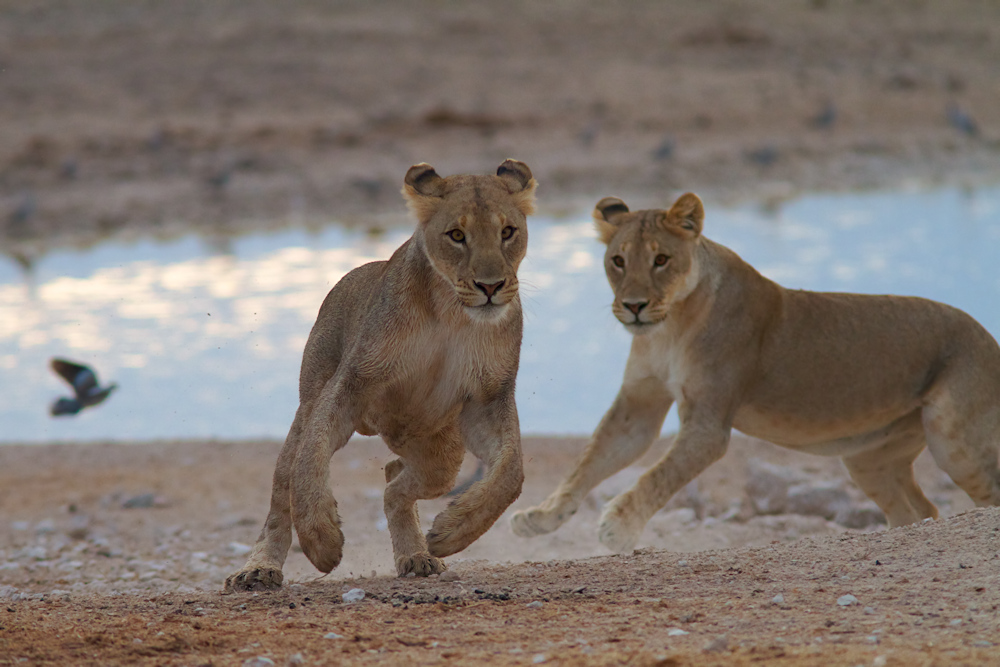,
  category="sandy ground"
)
[0,437,997,666]
[3,1,1000,665]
